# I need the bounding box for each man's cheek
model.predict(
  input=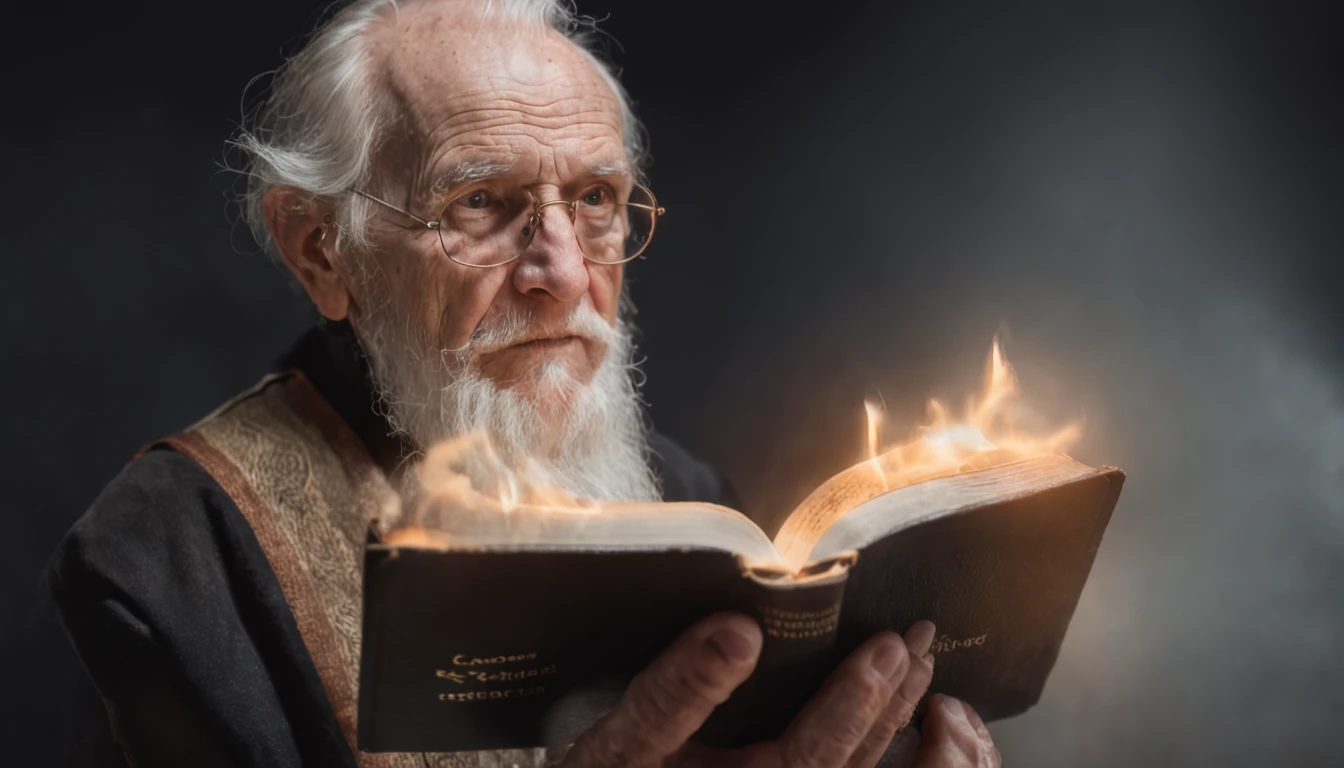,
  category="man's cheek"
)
[433,268,506,348]
[588,264,623,321]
